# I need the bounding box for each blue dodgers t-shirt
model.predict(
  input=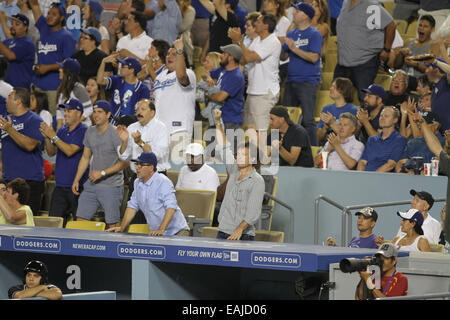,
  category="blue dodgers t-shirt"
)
[55,122,88,188]
[282,26,323,85]
[33,15,76,91]
[3,36,35,89]
[361,130,407,171]
[106,75,150,119]
[348,234,378,249]
[1,111,44,181]
[210,66,245,124]
[317,102,358,128]
[431,76,450,133]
